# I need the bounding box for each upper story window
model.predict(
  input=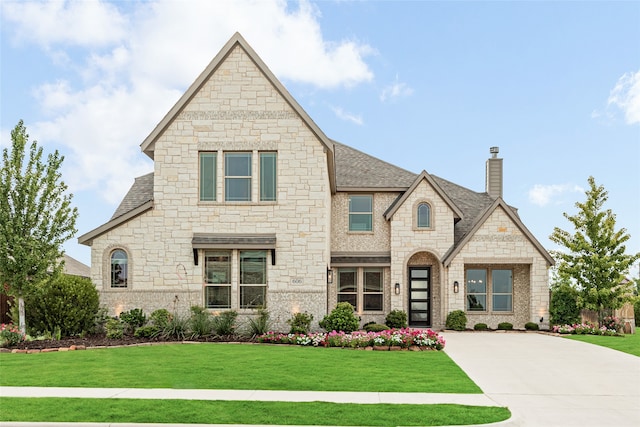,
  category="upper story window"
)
[417,203,431,228]
[225,153,252,202]
[110,249,128,288]
[349,195,373,232]
[259,152,277,202]
[199,152,217,201]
